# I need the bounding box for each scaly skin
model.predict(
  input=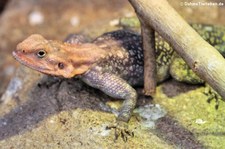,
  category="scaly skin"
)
[12,24,225,141]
